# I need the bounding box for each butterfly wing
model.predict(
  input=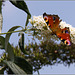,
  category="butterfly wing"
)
[43,13,71,46]
[56,27,71,46]
[43,13,60,27]
[57,33,71,45]
[43,13,61,33]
